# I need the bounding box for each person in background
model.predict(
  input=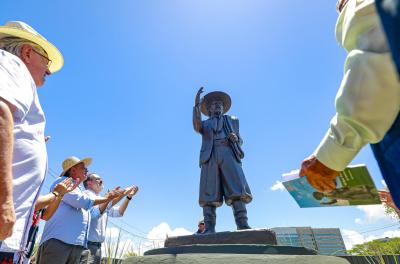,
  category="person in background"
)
[37,157,123,264]
[194,220,205,235]
[80,173,139,264]
[24,178,77,263]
